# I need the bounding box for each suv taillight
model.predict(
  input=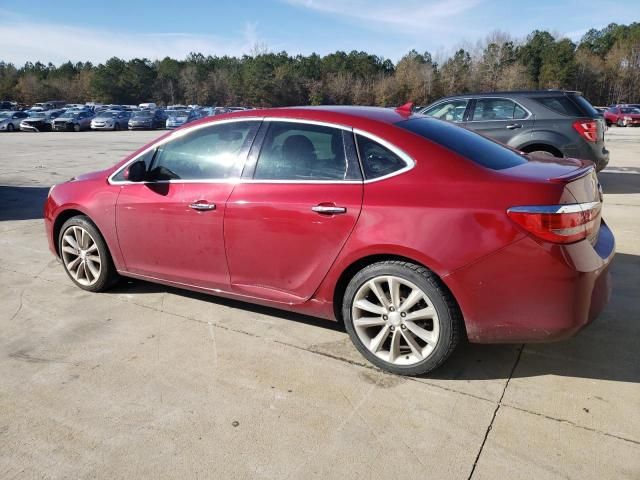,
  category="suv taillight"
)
[507,202,601,244]
[573,119,598,143]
